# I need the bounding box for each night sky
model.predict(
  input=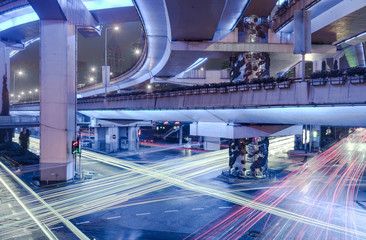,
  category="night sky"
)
[10,21,144,97]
